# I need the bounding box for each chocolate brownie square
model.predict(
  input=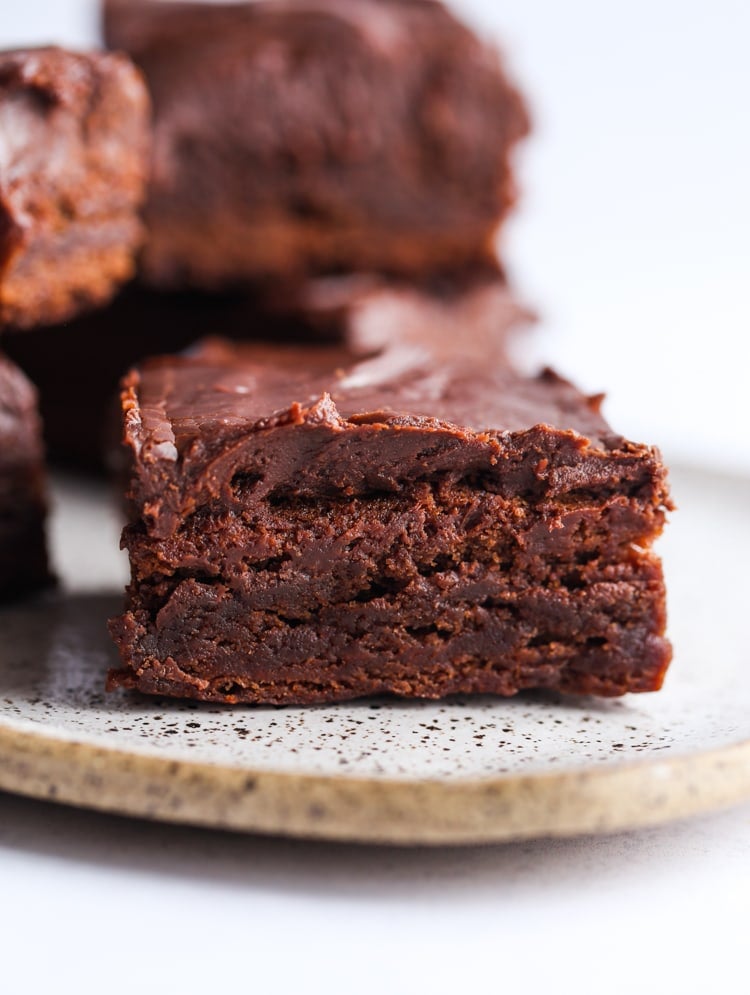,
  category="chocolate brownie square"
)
[108,336,672,704]
[0,354,50,599]
[103,0,528,288]
[0,47,150,328]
